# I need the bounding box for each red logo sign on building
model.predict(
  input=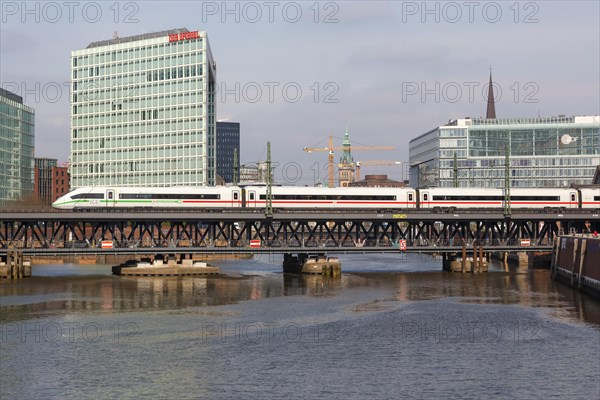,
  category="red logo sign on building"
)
[169,31,200,42]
